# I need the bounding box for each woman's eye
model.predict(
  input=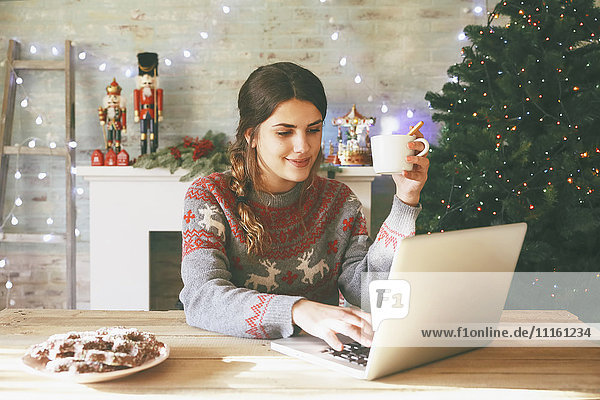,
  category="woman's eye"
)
[308,128,322,134]
[276,131,292,136]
